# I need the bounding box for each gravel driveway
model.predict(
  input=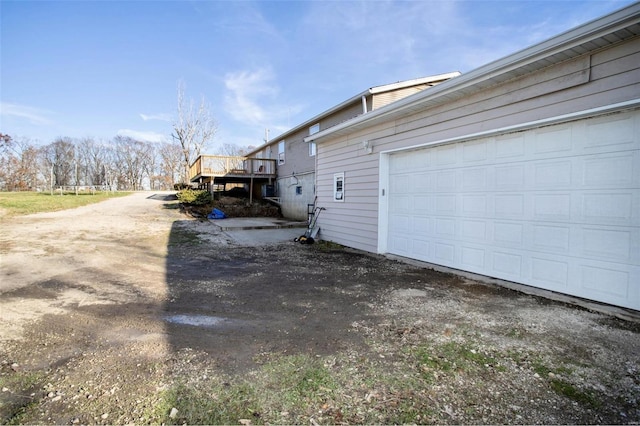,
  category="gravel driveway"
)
[1,192,639,424]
